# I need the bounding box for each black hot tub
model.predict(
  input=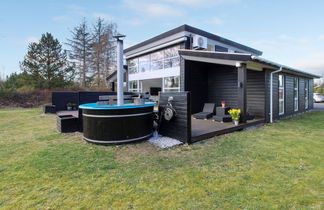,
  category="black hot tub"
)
[79,102,155,144]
